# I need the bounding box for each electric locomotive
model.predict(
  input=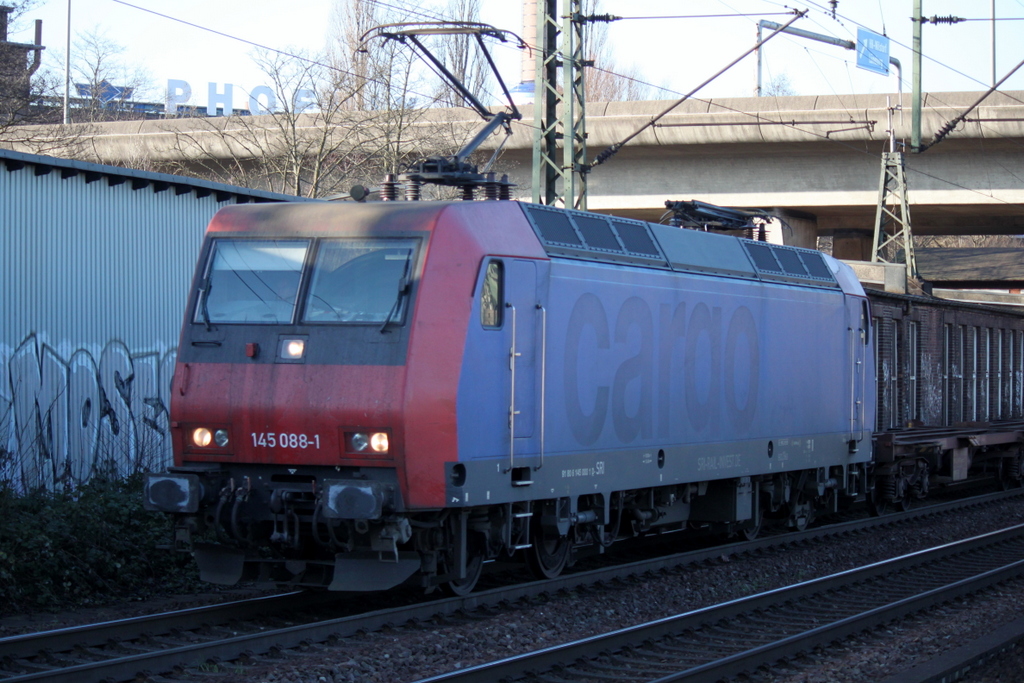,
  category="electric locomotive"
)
[144,198,875,593]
